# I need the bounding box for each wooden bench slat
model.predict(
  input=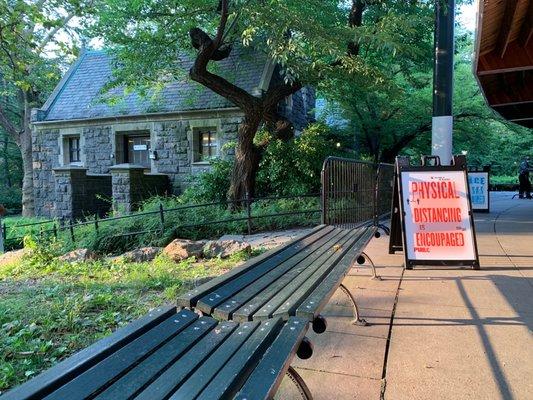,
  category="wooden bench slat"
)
[230,228,355,322]
[212,228,345,321]
[271,229,365,319]
[170,321,267,399]
[0,305,176,400]
[296,227,376,320]
[250,227,366,321]
[42,309,199,400]
[234,318,308,400]
[194,226,336,315]
[166,321,259,399]
[177,225,327,308]
[194,318,285,400]
[92,317,225,399]
[272,226,372,321]
[133,320,241,400]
